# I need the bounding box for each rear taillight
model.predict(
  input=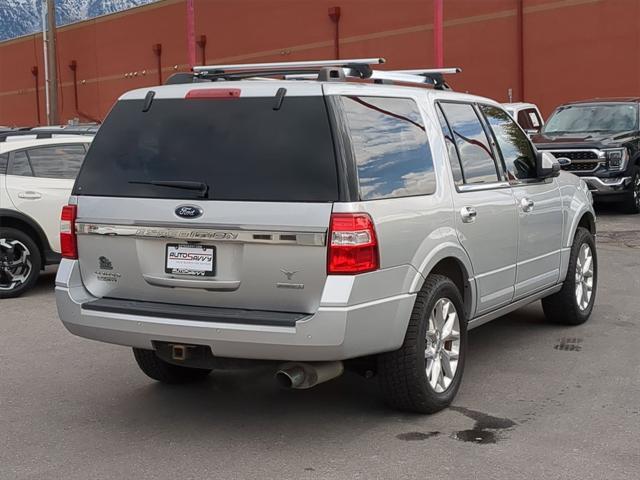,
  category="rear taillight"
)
[327,213,379,274]
[60,205,77,259]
